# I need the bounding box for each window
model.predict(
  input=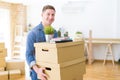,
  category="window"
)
[0,8,11,58]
